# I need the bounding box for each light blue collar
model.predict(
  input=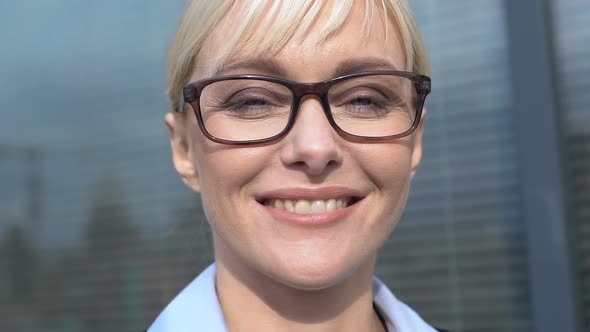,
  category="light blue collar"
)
[148,263,437,332]
[148,264,227,331]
